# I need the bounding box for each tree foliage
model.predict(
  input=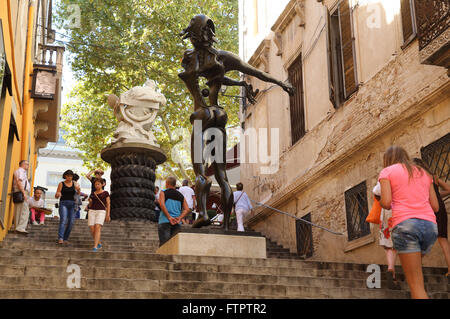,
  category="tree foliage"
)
[55,0,240,178]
